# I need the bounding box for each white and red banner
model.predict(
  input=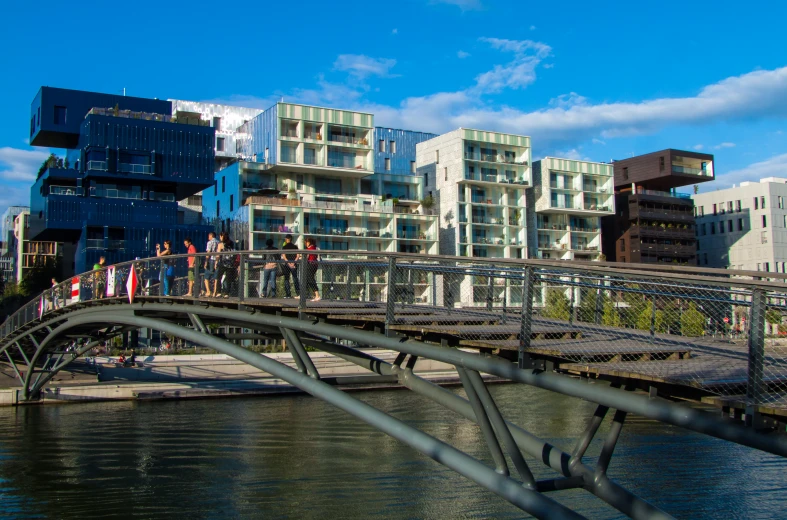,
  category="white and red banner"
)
[70,277,80,304]
[106,266,116,297]
[126,265,139,303]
